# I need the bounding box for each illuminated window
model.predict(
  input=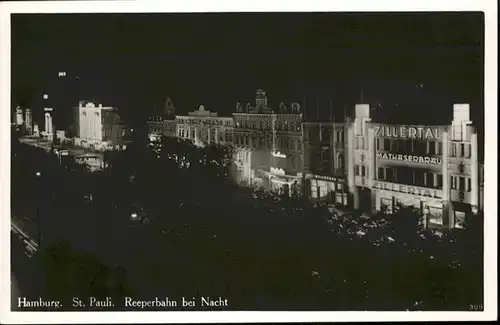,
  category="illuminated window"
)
[450,176,457,190]
[428,206,443,225]
[455,211,466,228]
[381,198,392,213]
